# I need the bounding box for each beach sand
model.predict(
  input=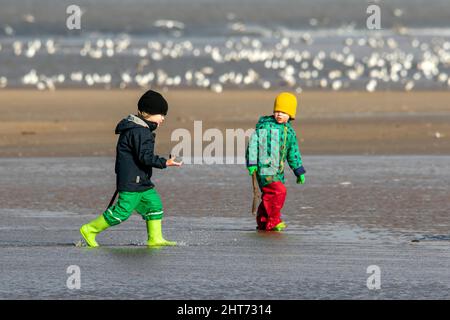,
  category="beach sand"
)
[1,90,449,157]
